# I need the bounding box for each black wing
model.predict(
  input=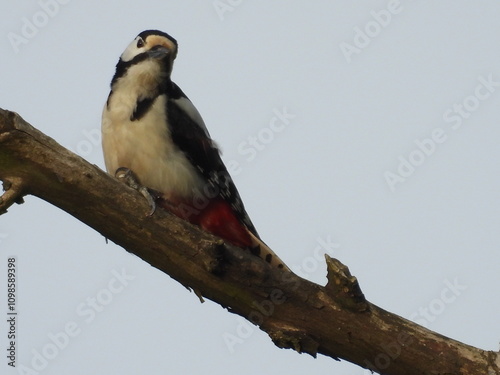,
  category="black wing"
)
[165,82,259,237]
